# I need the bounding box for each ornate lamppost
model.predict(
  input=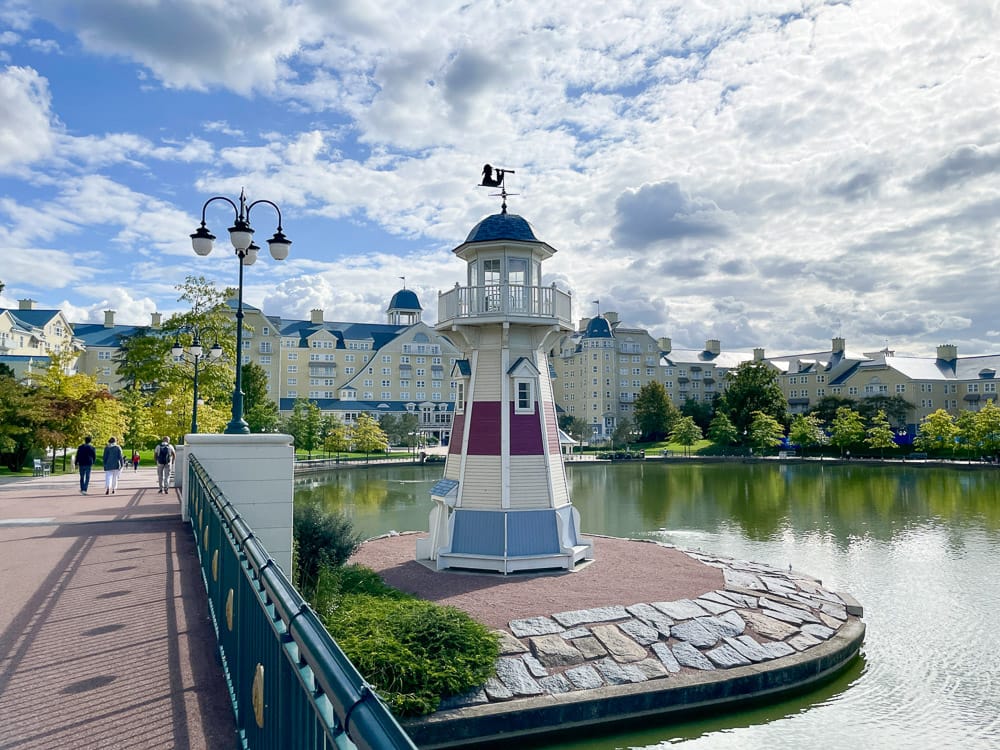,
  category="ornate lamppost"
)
[190,189,290,434]
[171,330,223,434]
